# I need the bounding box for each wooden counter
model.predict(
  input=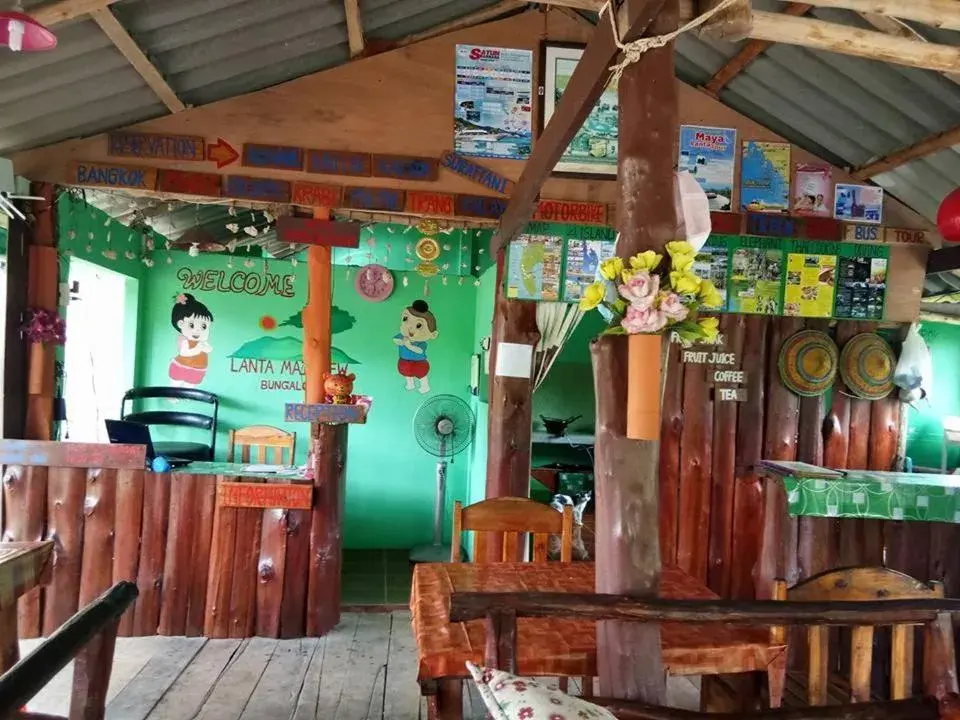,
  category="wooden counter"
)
[0,434,347,640]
